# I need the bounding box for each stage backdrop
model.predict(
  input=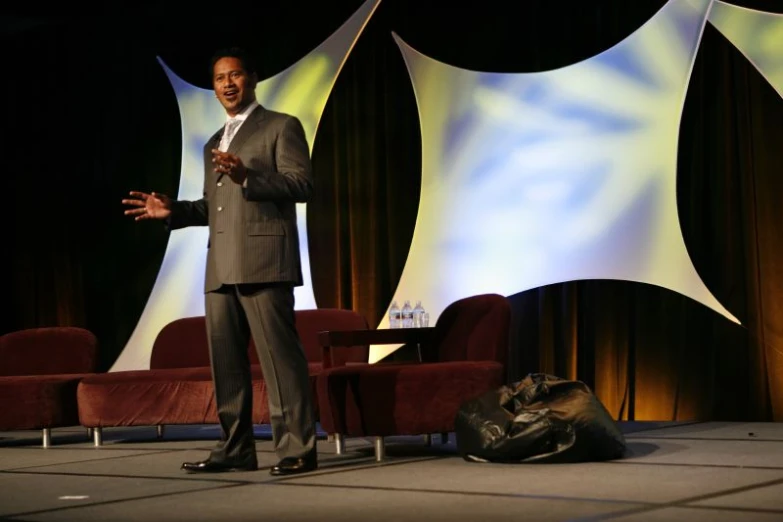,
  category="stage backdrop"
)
[3,0,781,421]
